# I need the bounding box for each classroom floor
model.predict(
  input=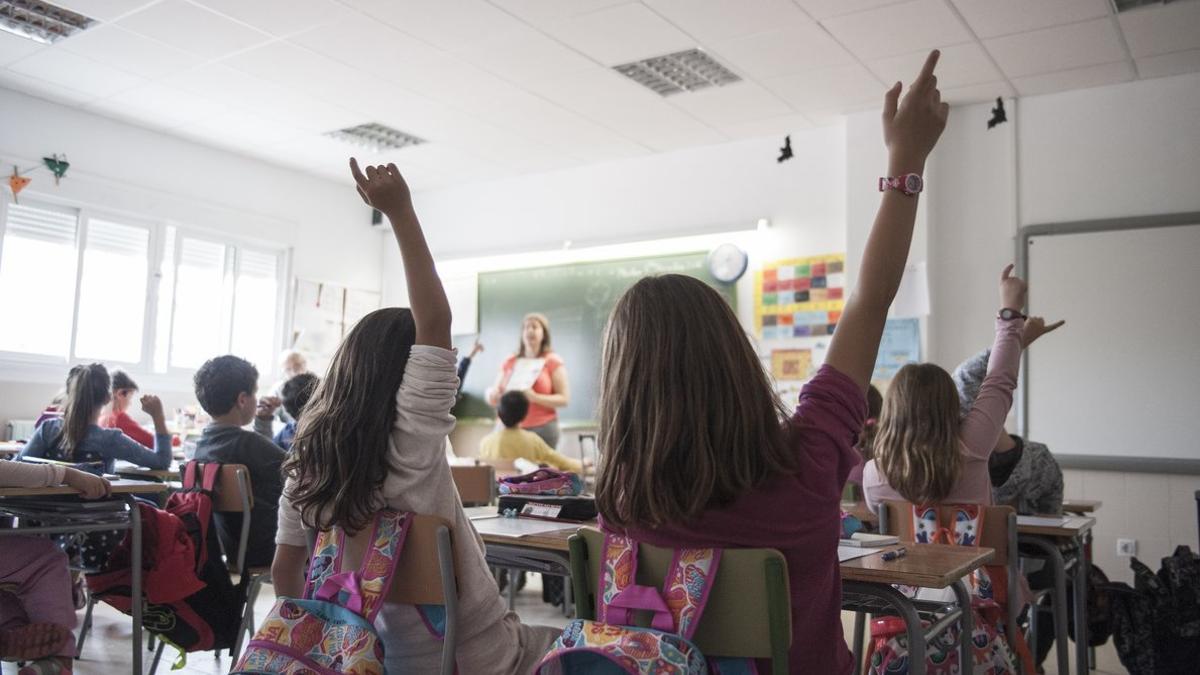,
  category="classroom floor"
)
[3,576,1127,674]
